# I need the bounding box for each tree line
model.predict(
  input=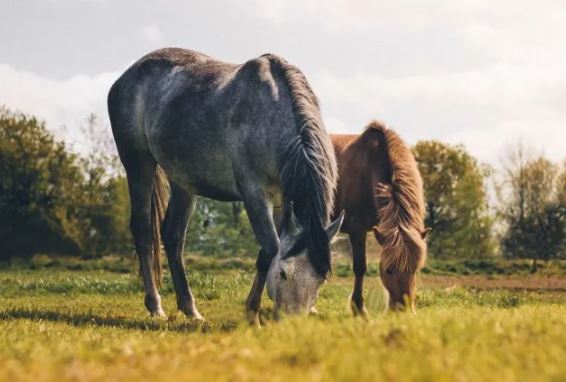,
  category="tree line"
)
[1,107,565,266]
